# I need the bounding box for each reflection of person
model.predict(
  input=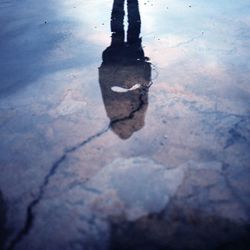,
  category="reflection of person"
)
[99,0,152,139]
